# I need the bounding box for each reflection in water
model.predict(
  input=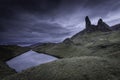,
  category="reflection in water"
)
[6,50,58,72]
